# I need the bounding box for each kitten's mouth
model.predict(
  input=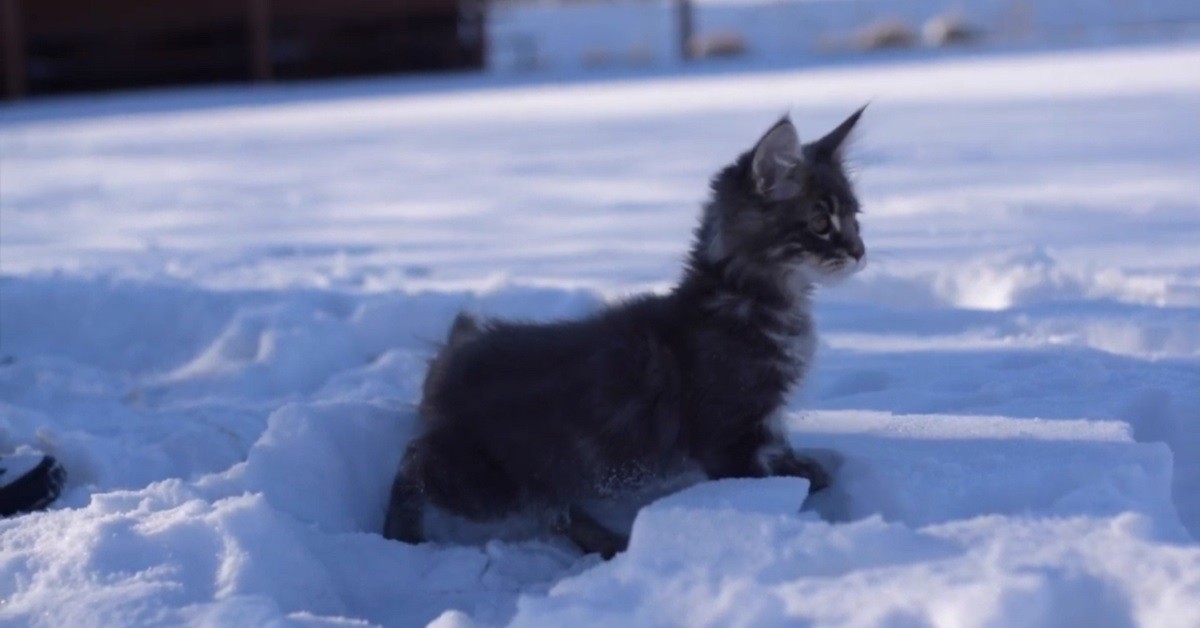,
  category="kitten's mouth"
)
[780,251,866,288]
[842,254,867,274]
[812,254,866,284]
